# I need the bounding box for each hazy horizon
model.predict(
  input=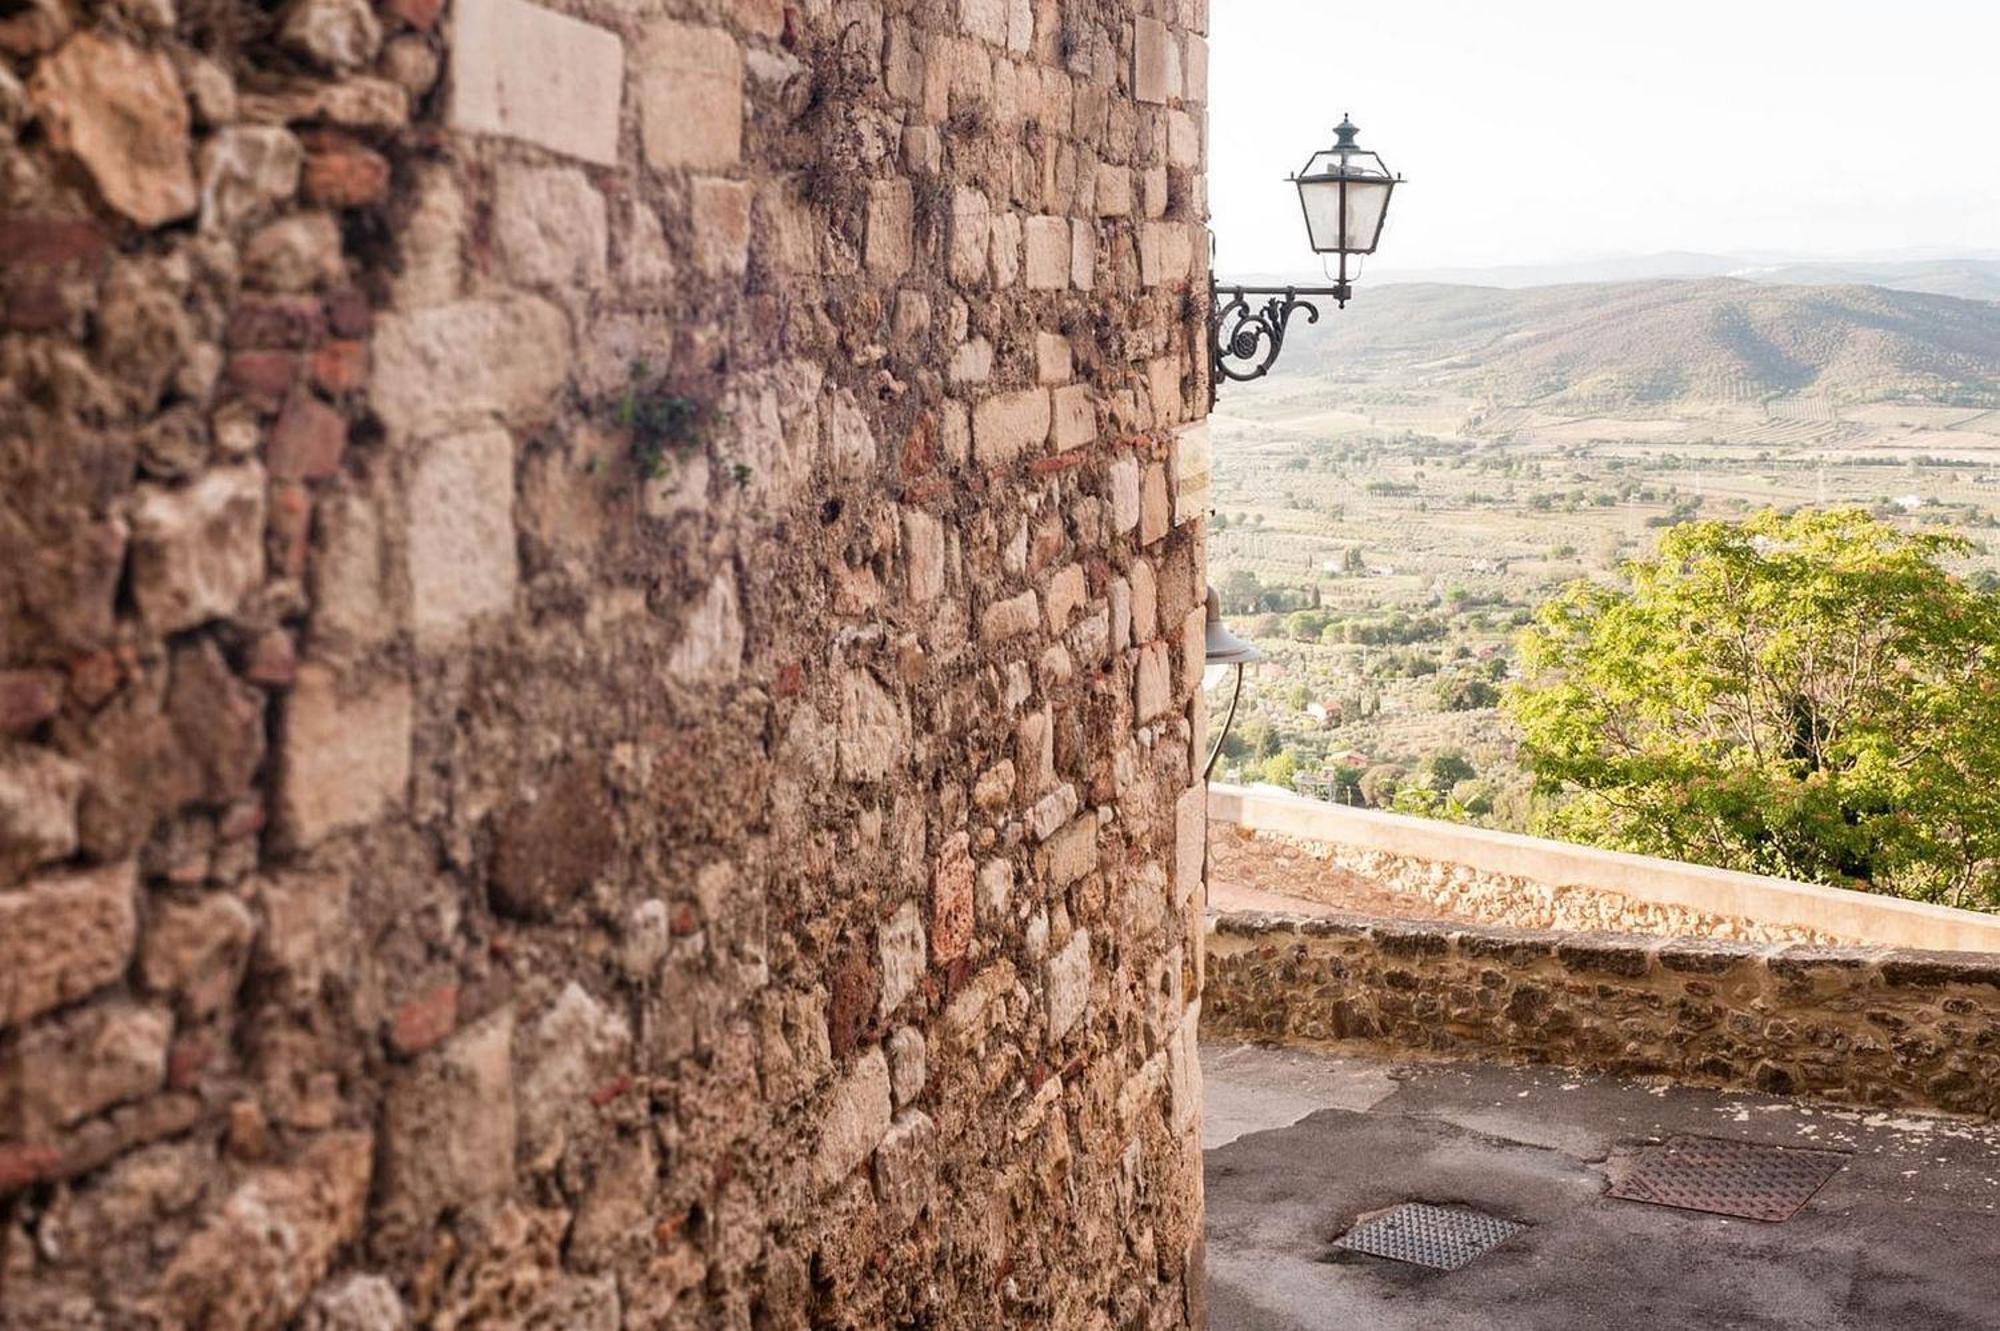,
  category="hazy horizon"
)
[1209,1,2000,280]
